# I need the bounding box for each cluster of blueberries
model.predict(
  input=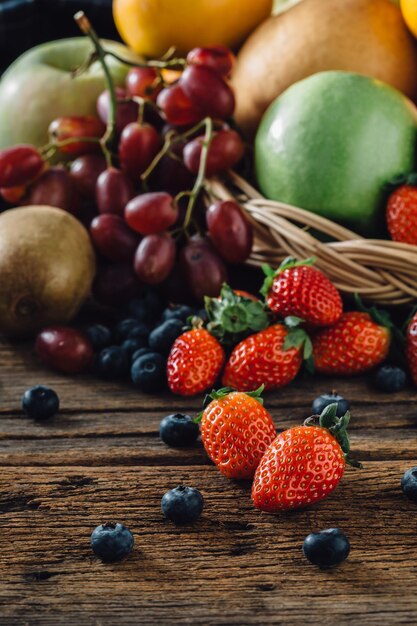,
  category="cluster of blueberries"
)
[20,384,417,569]
[84,293,206,393]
